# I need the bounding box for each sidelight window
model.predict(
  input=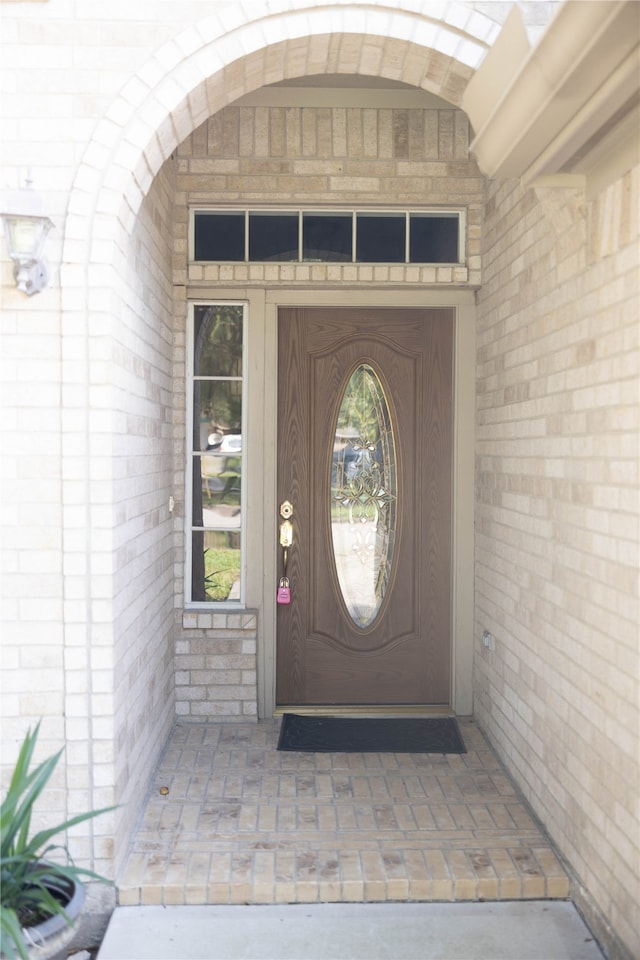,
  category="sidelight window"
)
[187,302,246,605]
